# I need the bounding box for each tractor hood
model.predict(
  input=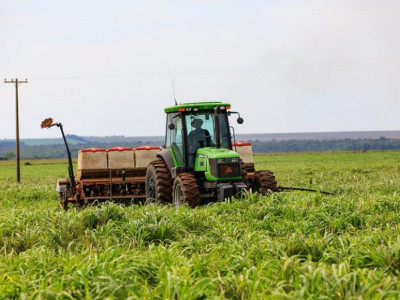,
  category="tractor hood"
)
[195,147,242,181]
[196,147,240,159]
